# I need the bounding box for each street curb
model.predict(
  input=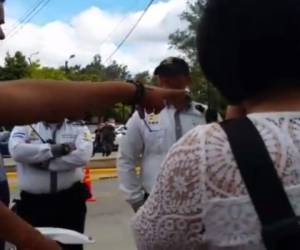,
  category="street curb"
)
[7,168,119,179]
